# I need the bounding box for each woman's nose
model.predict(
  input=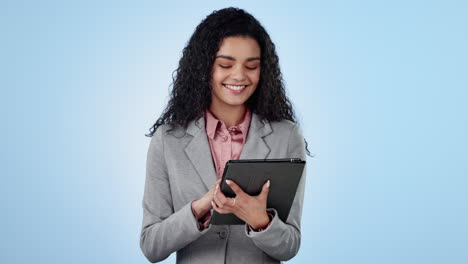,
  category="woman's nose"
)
[231,65,247,82]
